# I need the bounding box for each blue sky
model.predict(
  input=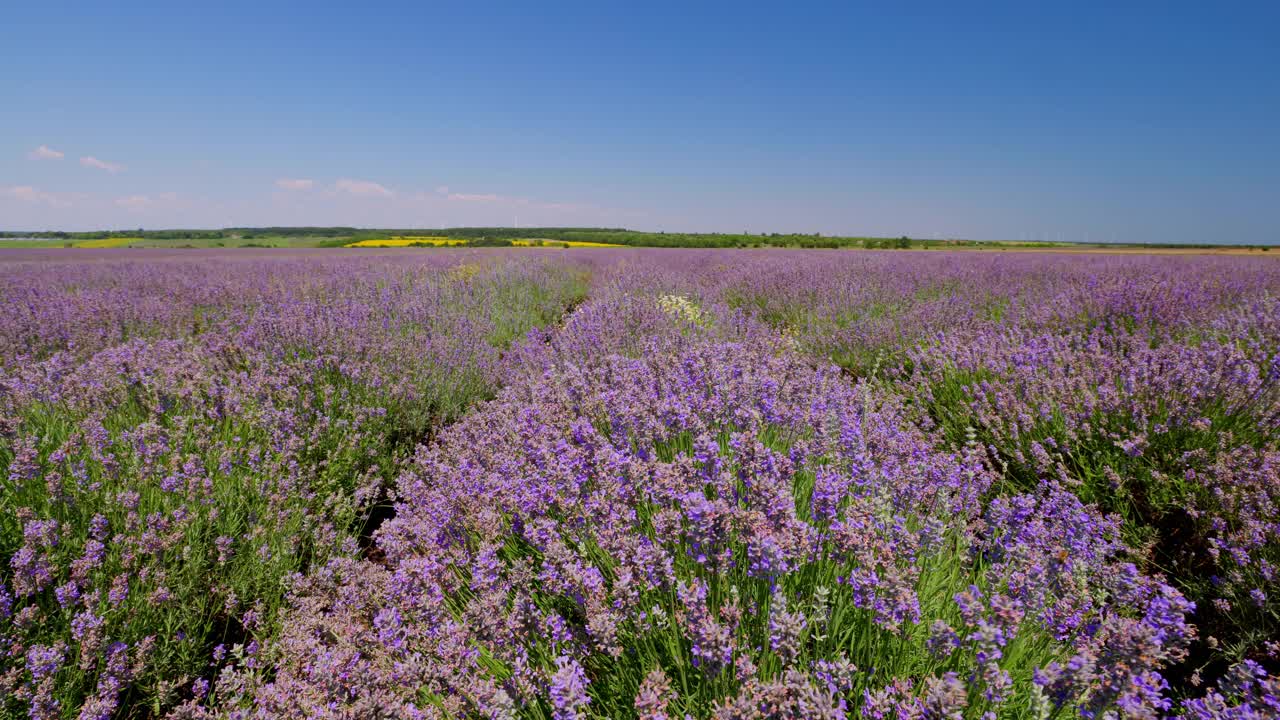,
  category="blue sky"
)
[2,1,1277,241]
